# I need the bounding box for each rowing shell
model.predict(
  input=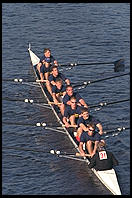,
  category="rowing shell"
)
[28,44,121,195]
